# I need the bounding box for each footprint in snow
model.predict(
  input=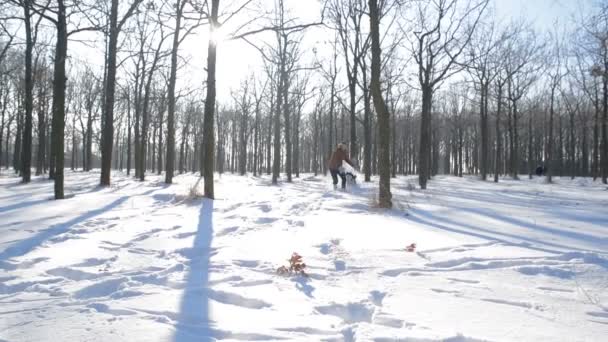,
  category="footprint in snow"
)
[318,243,331,255]
[255,217,280,224]
[536,286,573,293]
[431,288,462,296]
[173,231,196,239]
[46,267,102,281]
[373,313,405,328]
[208,289,272,309]
[315,301,375,323]
[447,277,480,284]
[482,298,545,311]
[368,290,386,306]
[215,226,239,237]
[234,259,260,268]
[334,260,346,271]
